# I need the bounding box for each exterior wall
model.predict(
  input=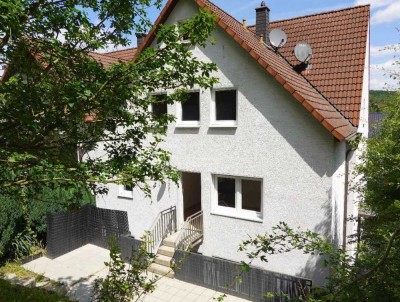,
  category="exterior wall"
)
[96,0,347,286]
